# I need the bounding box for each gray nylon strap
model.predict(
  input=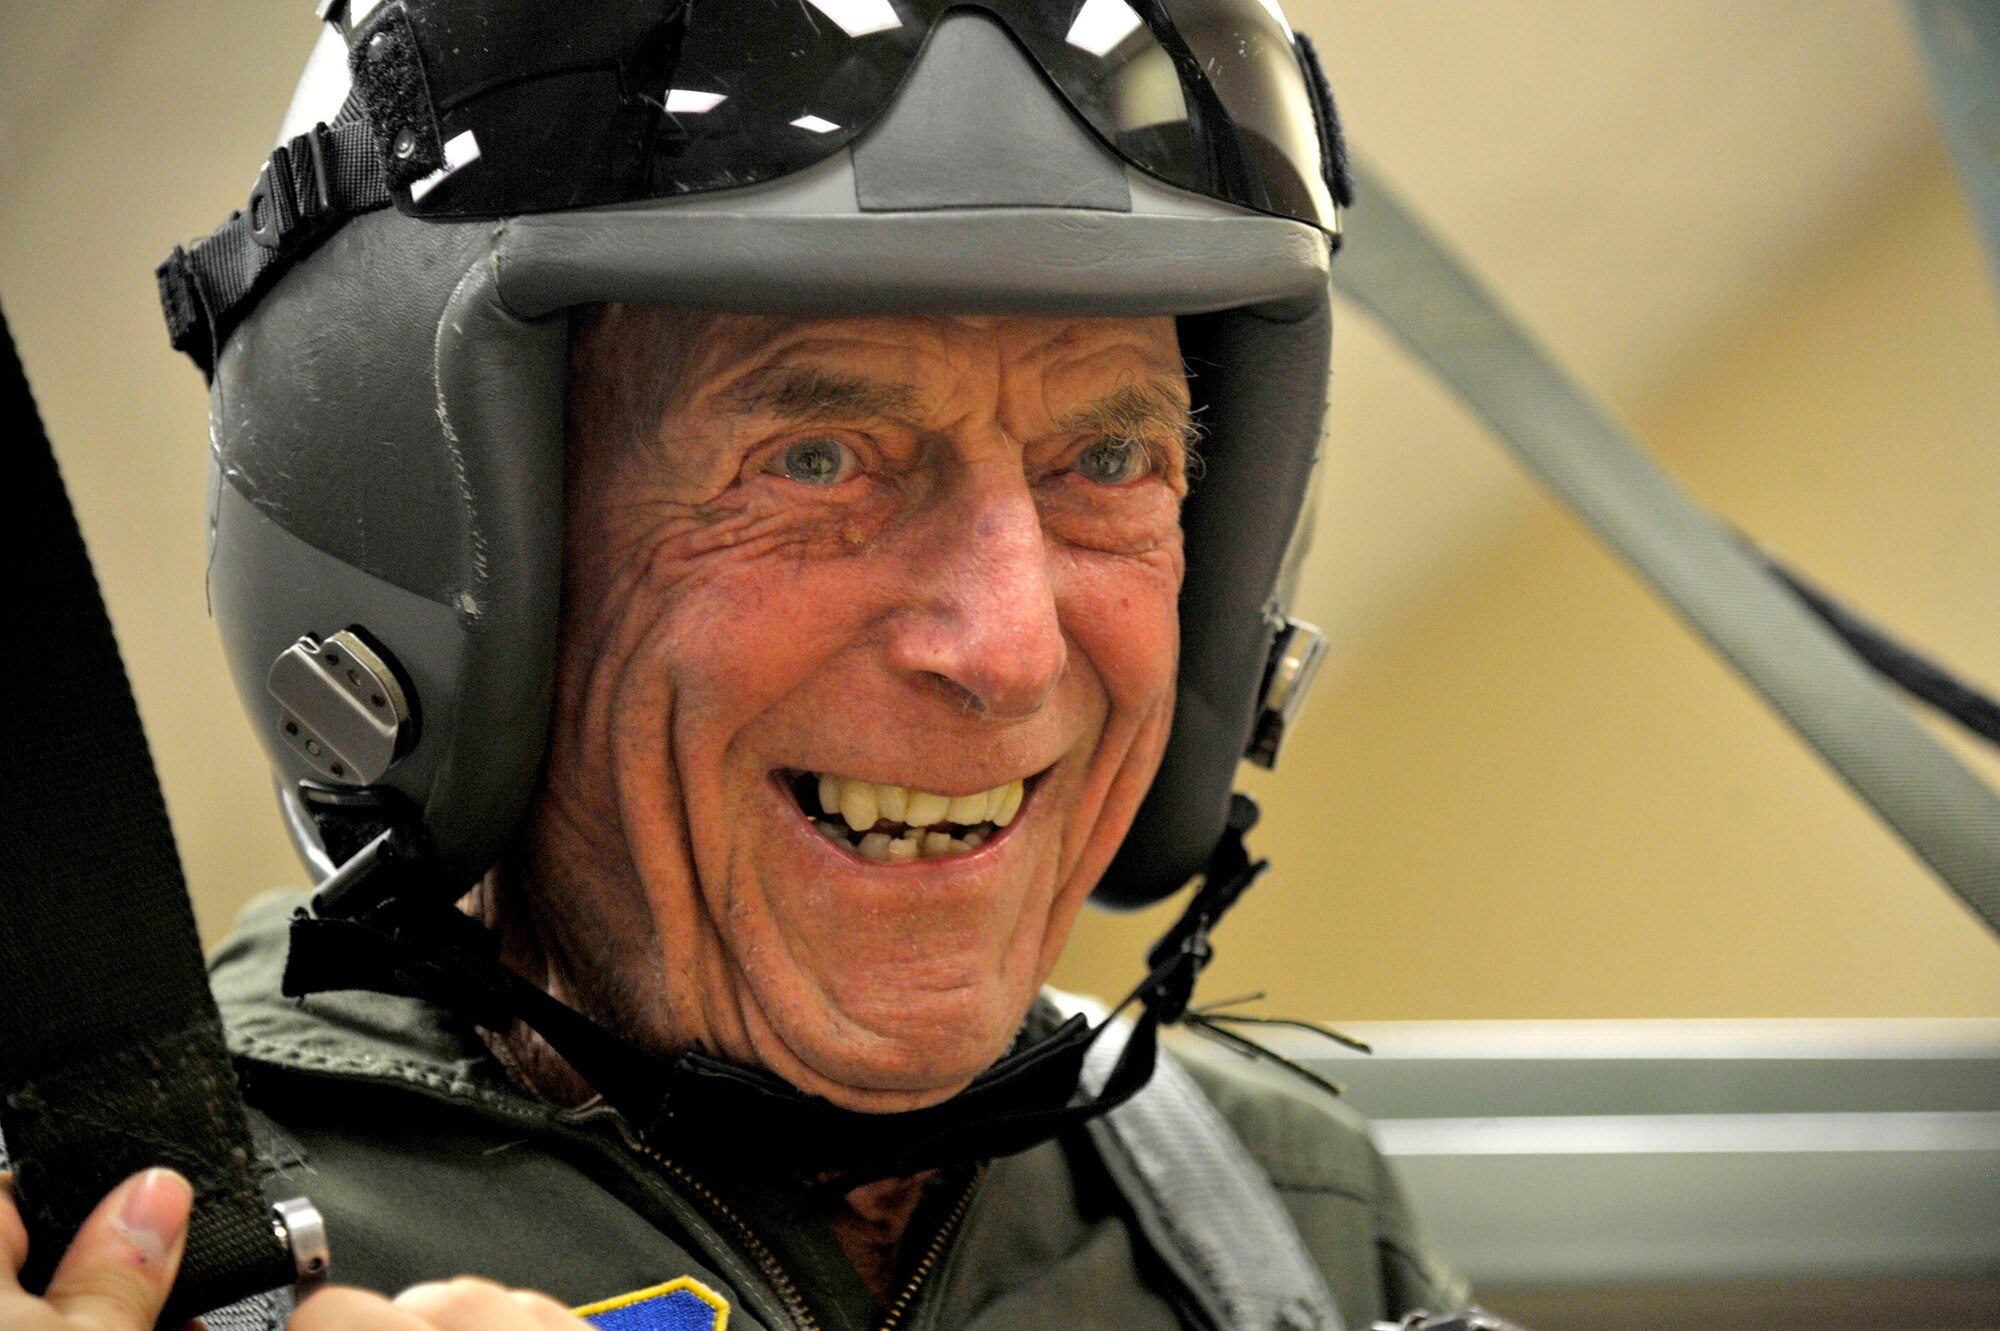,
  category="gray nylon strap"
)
[1050,993,1344,1331]
[1907,0,2000,285]
[1330,158,2000,941]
